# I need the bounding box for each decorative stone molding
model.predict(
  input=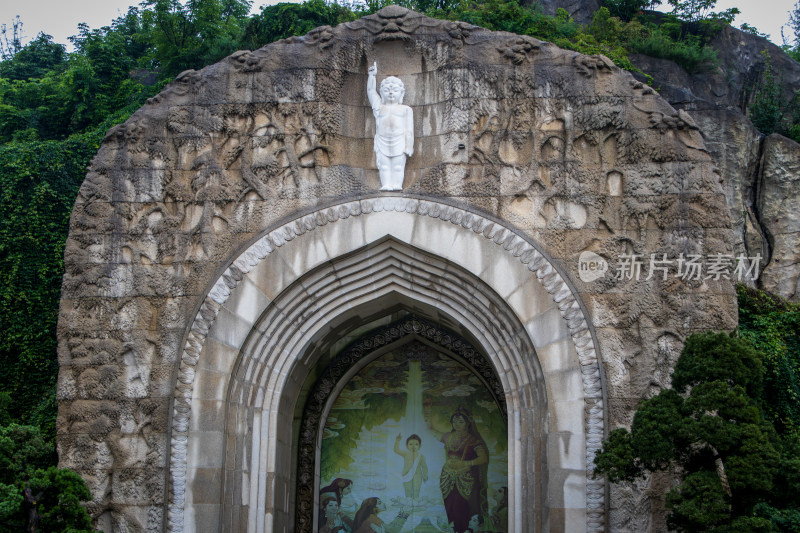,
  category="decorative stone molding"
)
[166,197,605,533]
